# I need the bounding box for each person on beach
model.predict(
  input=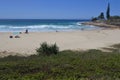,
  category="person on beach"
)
[25,29,28,34]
